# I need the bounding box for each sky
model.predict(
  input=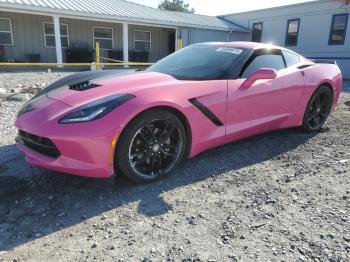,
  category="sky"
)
[127,0,316,16]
